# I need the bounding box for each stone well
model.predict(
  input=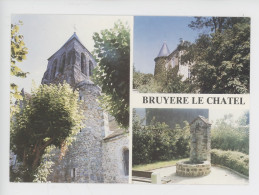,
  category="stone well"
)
[176,161,211,177]
[176,116,212,177]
